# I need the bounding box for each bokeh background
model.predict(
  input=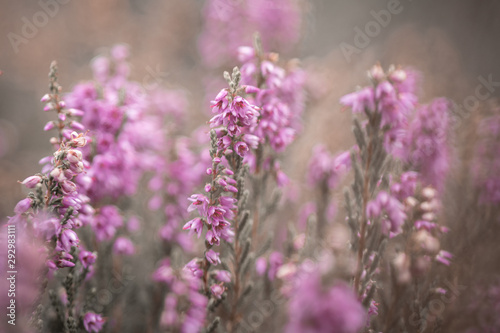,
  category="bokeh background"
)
[1,0,500,218]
